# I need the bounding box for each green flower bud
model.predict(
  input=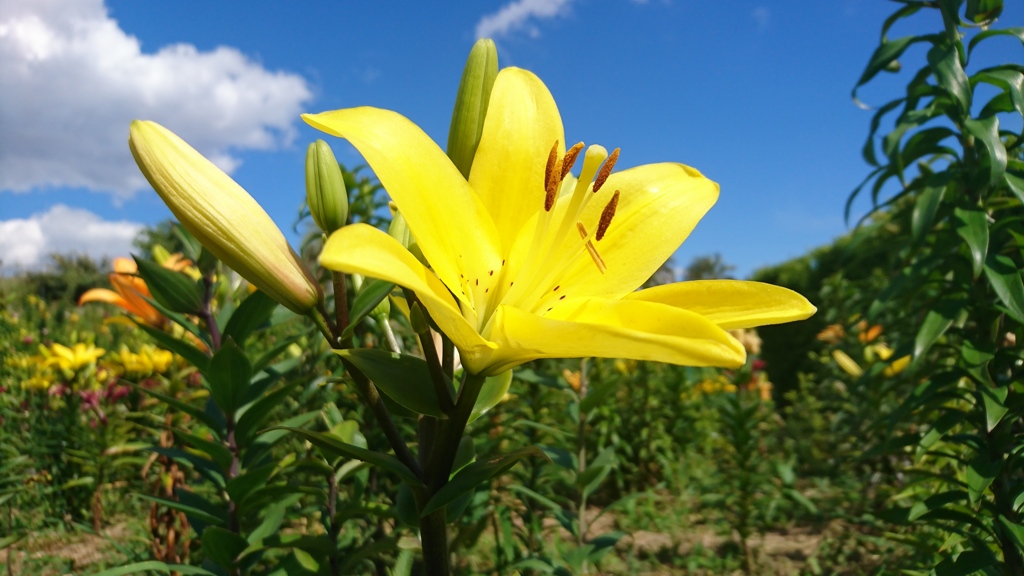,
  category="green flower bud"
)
[387,211,427,265]
[446,38,498,178]
[409,301,430,335]
[305,139,349,233]
[371,292,391,321]
[129,120,323,314]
